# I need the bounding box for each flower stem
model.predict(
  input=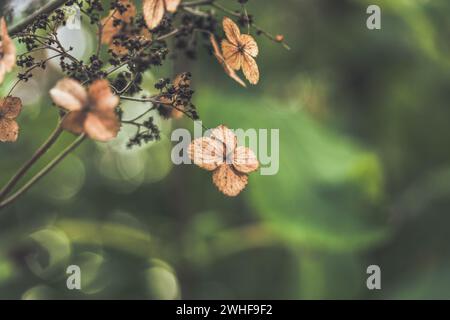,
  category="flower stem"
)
[0,120,64,202]
[9,0,69,36]
[0,135,86,211]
